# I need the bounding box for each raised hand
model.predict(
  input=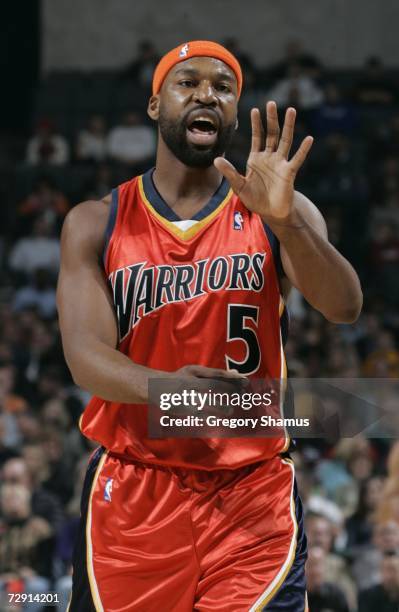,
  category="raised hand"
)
[214,101,313,224]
